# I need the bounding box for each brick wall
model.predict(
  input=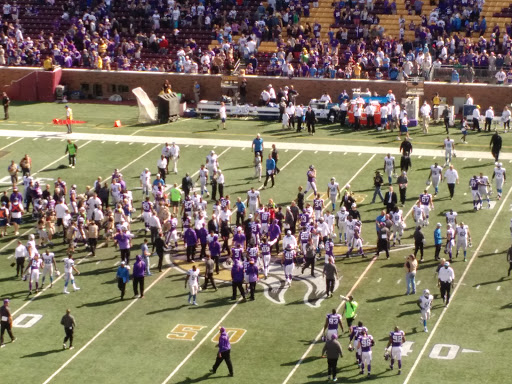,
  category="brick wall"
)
[0,67,510,111]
